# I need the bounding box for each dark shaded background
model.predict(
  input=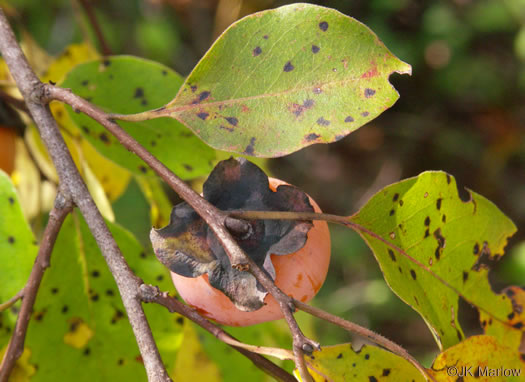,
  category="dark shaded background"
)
[8,0,525,363]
